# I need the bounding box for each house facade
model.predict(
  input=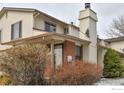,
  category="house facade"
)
[0,4,124,71]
